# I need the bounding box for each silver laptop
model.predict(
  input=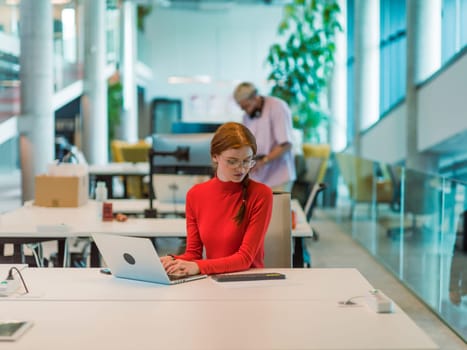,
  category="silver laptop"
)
[92,233,207,285]
[153,174,210,204]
